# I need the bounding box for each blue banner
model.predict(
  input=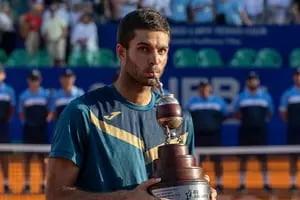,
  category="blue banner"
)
[98,23,300,66]
[4,67,296,146]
